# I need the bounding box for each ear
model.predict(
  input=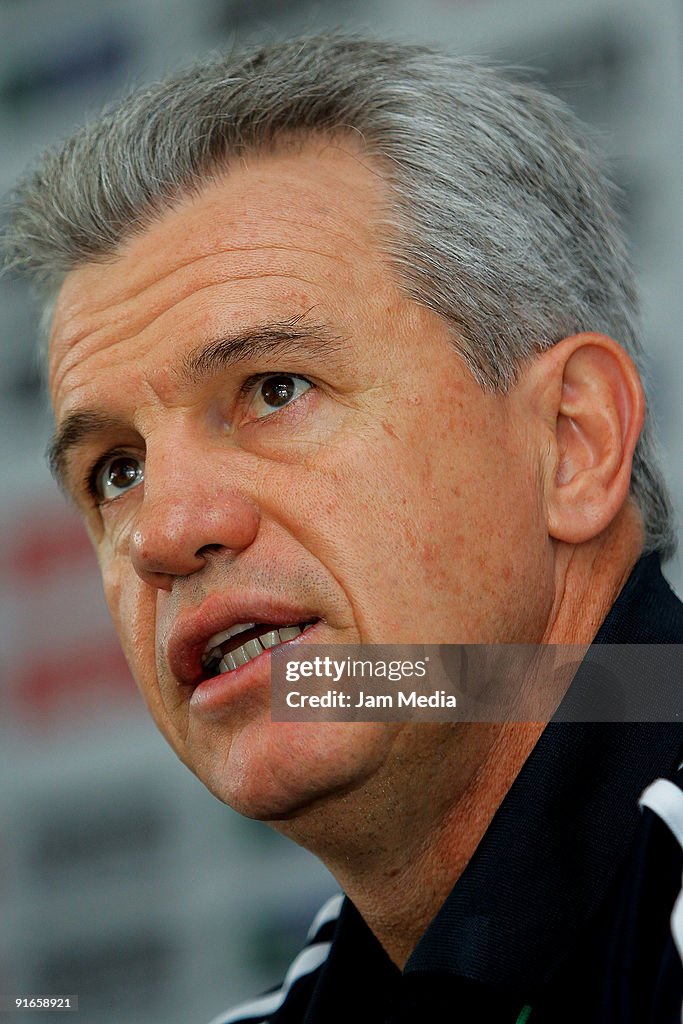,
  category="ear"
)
[521,333,645,544]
